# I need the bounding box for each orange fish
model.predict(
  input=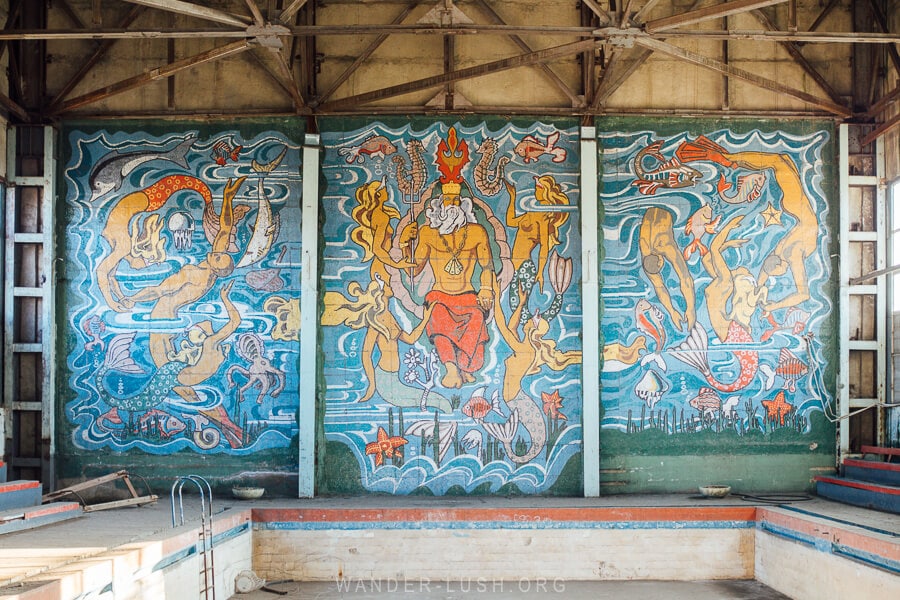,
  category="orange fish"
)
[542,390,567,421]
[775,348,808,393]
[462,387,502,422]
[688,387,721,417]
[211,139,242,166]
[365,427,408,467]
[683,203,721,260]
[514,131,567,164]
[761,391,793,426]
